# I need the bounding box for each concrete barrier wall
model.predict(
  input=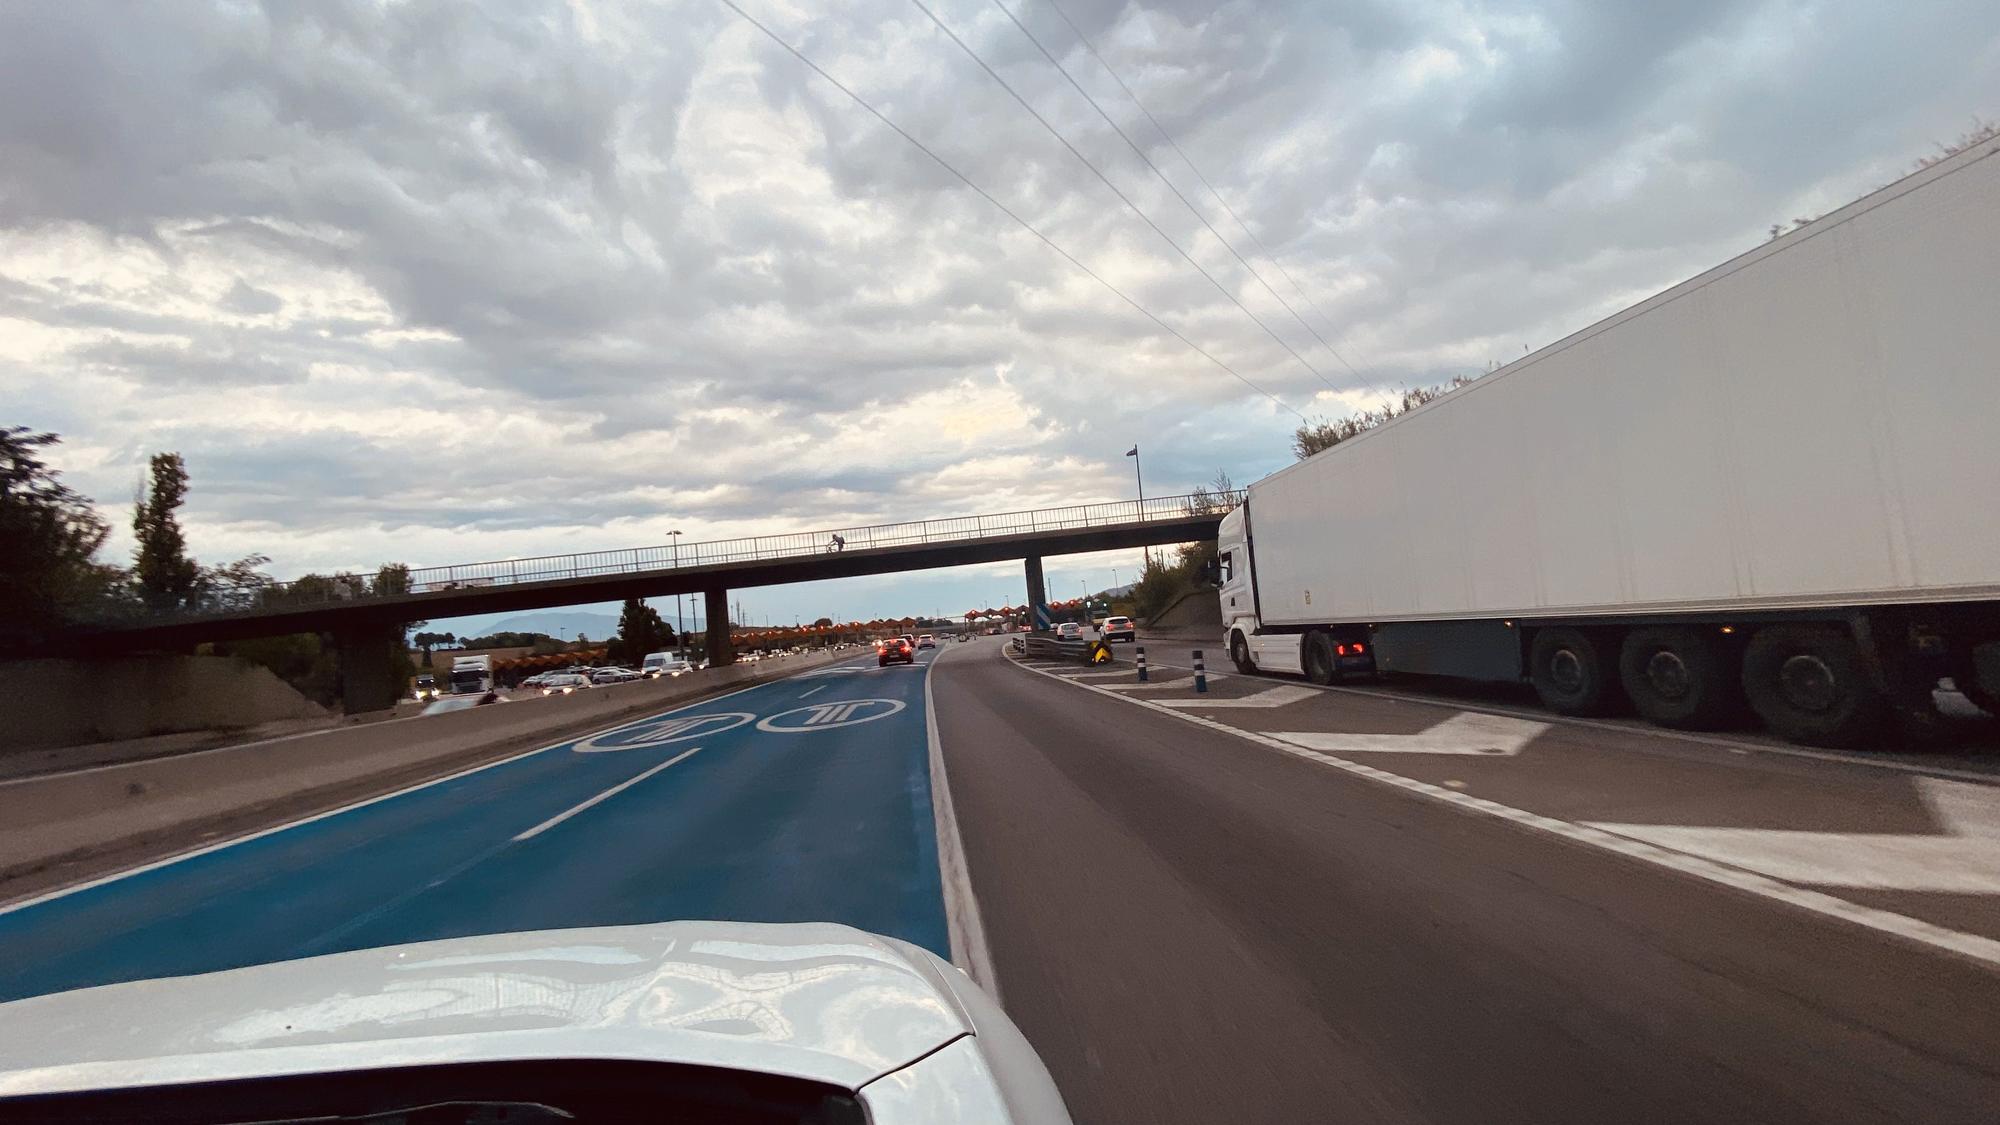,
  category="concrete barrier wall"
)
[1145,587,1223,632]
[0,650,838,891]
[0,656,330,753]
